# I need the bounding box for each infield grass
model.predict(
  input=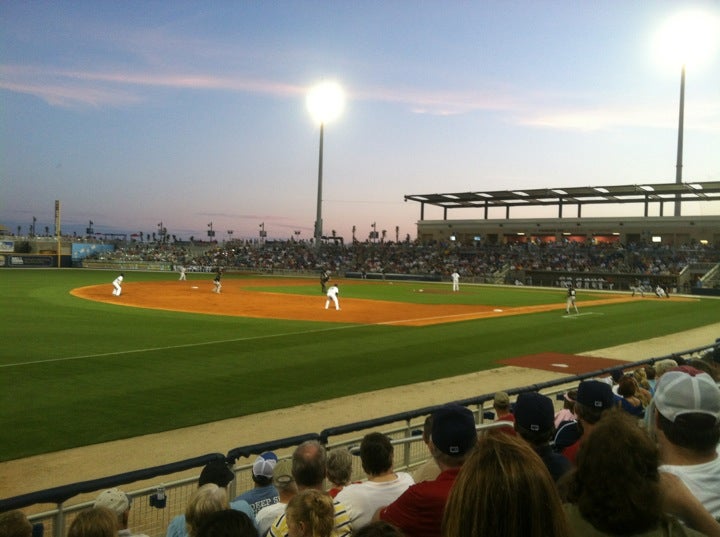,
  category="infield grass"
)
[1,269,719,461]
